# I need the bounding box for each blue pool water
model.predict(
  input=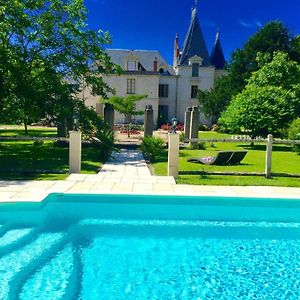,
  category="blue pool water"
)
[1,193,300,299]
